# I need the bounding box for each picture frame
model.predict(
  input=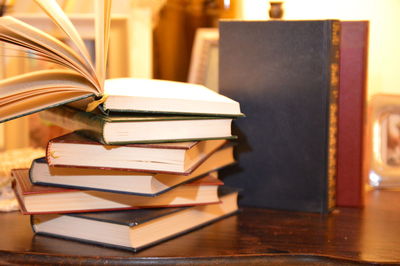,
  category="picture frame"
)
[188,28,219,92]
[369,94,400,187]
